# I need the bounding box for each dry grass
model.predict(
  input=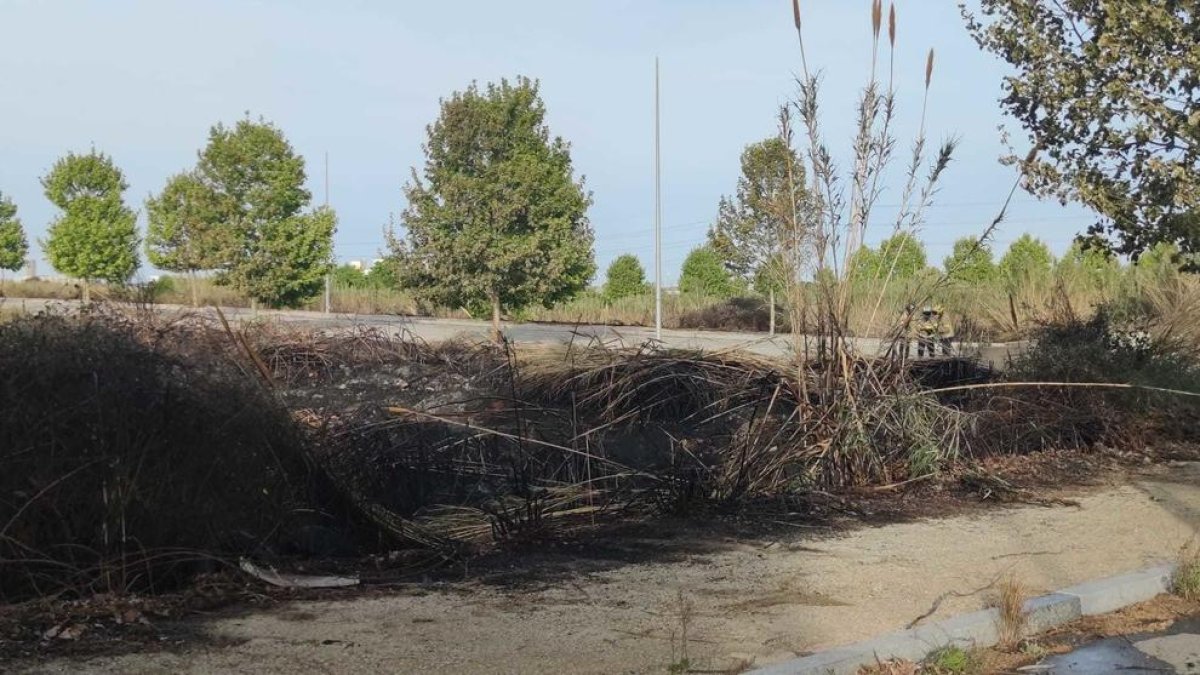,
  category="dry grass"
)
[1173,541,1200,601]
[4,271,1198,344]
[988,574,1029,649]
